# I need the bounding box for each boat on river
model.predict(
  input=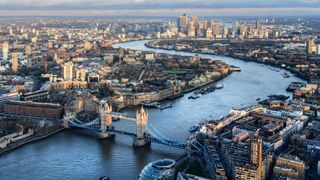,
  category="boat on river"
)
[160,104,172,110]
[216,84,224,89]
[189,125,199,132]
[282,72,290,78]
[140,101,160,107]
[188,95,200,99]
